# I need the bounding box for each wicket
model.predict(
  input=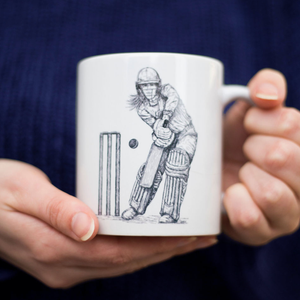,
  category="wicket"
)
[99,132,121,216]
